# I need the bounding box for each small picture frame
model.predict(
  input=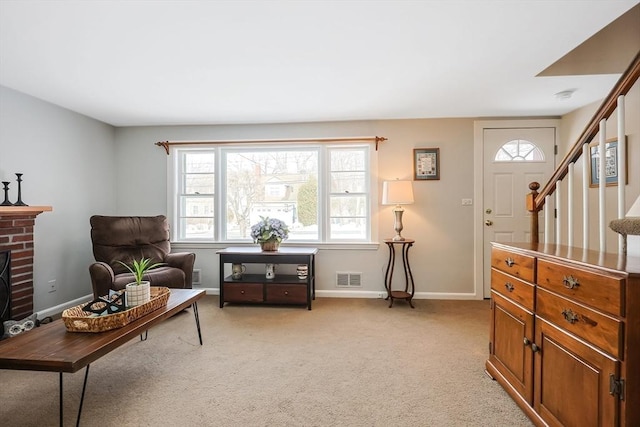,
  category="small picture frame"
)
[413,148,440,180]
[588,136,627,187]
